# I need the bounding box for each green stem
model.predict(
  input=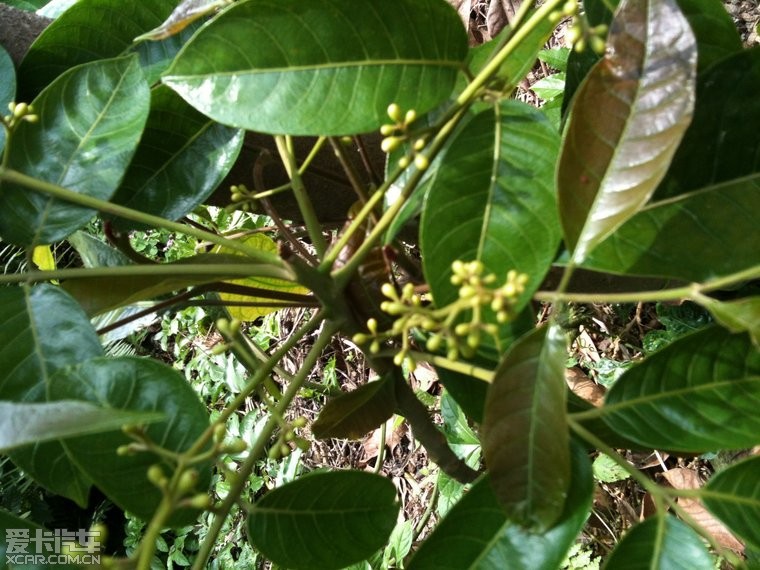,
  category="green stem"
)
[456,0,565,106]
[274,136,328,256]
[191,320,339,570]
[534,264,760,305]
[0,168,283,264]
[405,351,494,383]
[135,495,174,570]
[0,262,295,285]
